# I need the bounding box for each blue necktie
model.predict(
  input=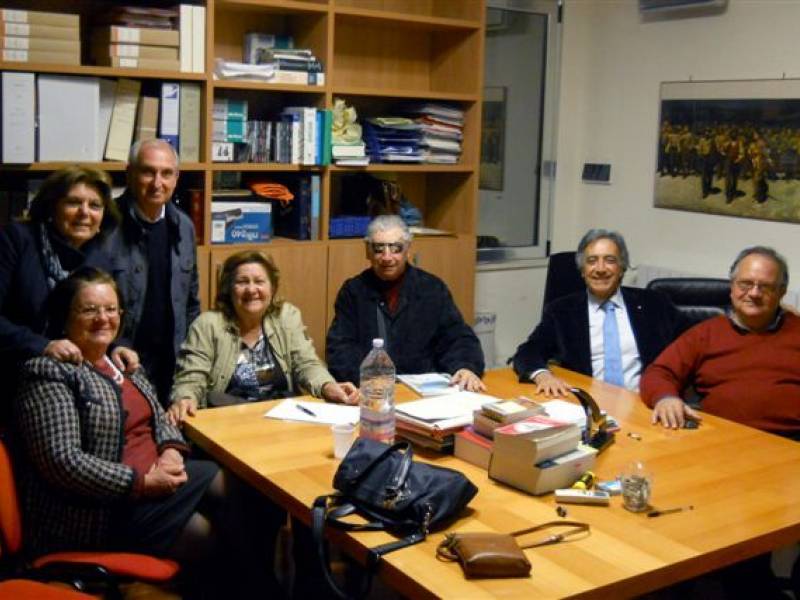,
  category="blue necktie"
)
[602,301,624,386]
